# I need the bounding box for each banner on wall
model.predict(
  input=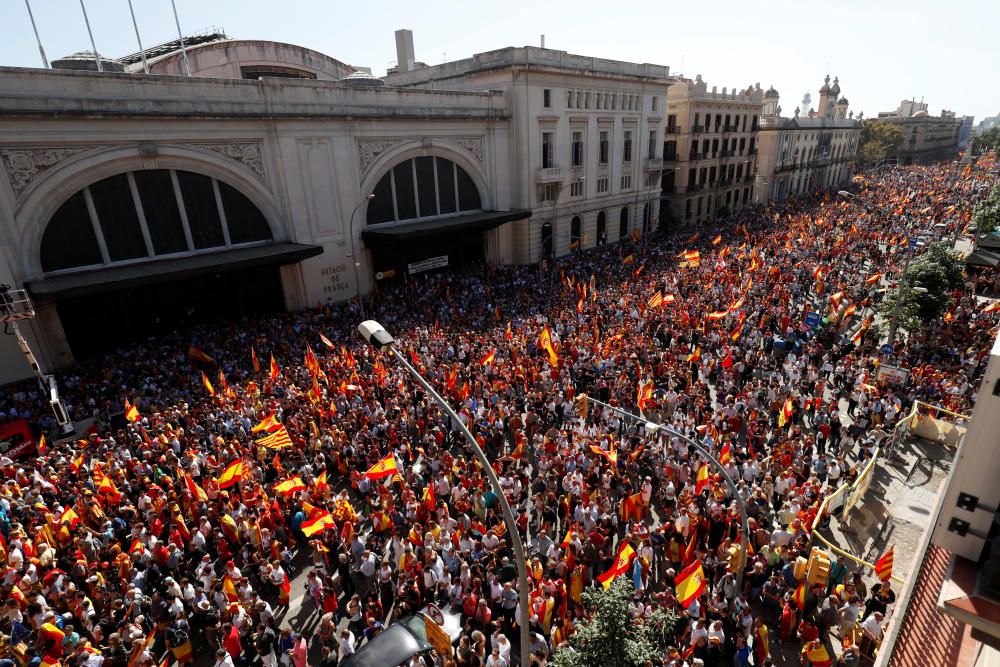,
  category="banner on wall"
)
[408,255,449,275]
